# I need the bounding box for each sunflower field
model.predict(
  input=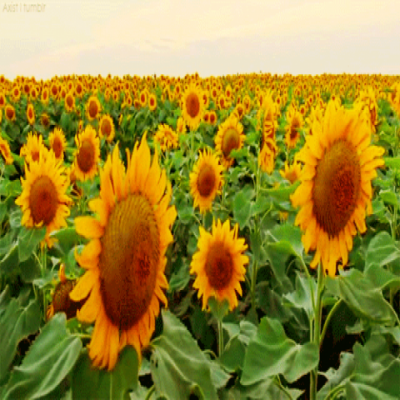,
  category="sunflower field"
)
[0,72,400,400]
